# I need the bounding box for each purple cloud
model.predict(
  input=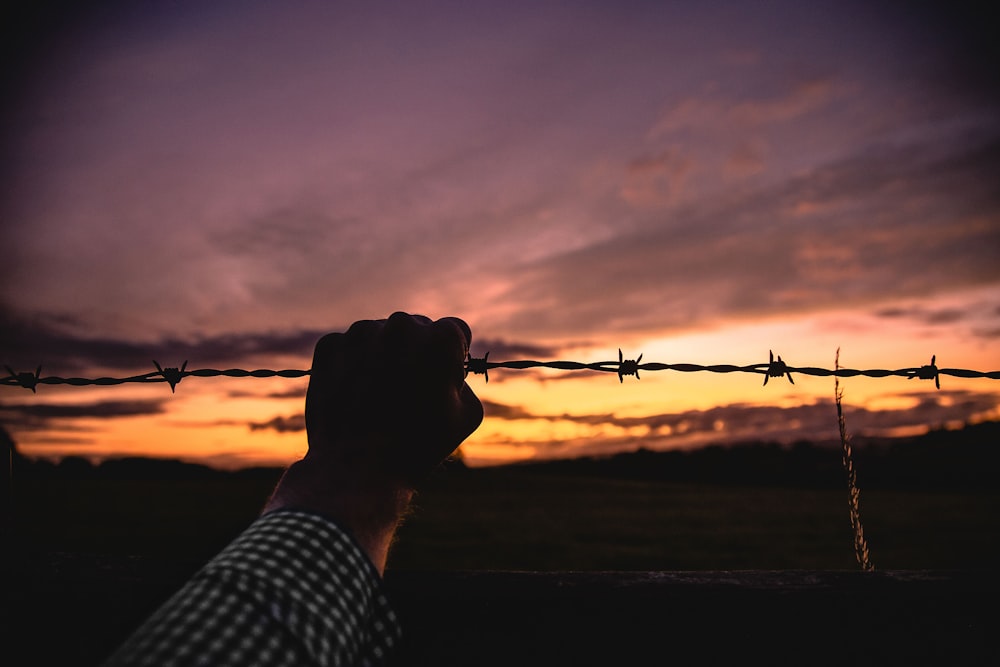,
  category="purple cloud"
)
[0,306,328,374]
[248,414,306,433]
[0,399,166,433]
